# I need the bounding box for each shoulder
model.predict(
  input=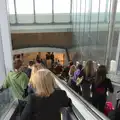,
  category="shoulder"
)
[105,77,112,83]
[21,72,29,77]
[54,90,67,96]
